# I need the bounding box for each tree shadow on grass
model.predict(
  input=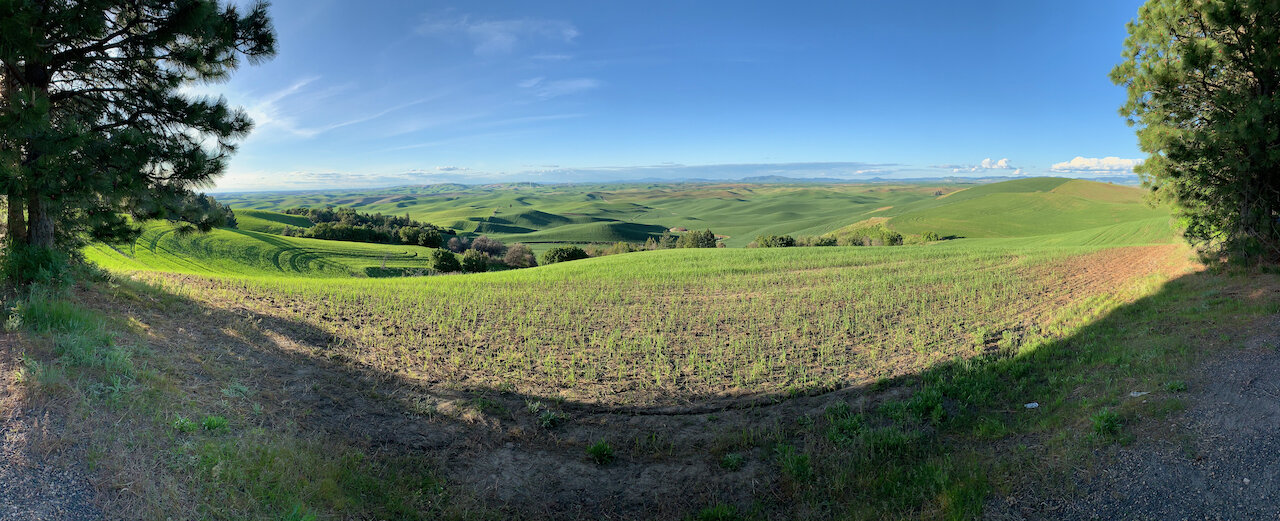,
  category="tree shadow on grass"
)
[79,265,1280,520]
